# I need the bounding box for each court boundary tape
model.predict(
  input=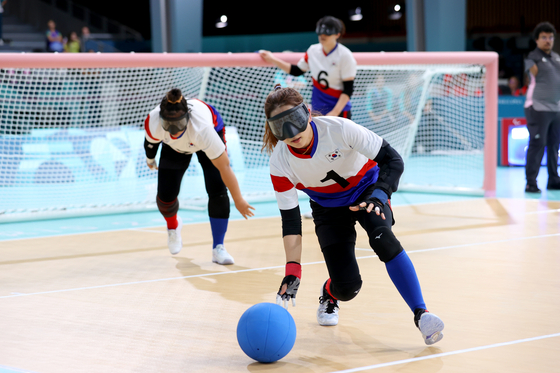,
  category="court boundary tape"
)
[328,332,560,372]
